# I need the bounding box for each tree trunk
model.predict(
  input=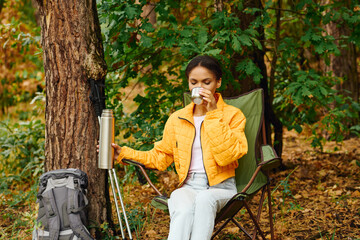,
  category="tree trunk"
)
[224,0,284,159]
[264,0,283,158]
[323,18,359,102]
[322,0,359,125]
[0,0,4,14]
[223,0,259,97]
[34,0,109,236]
